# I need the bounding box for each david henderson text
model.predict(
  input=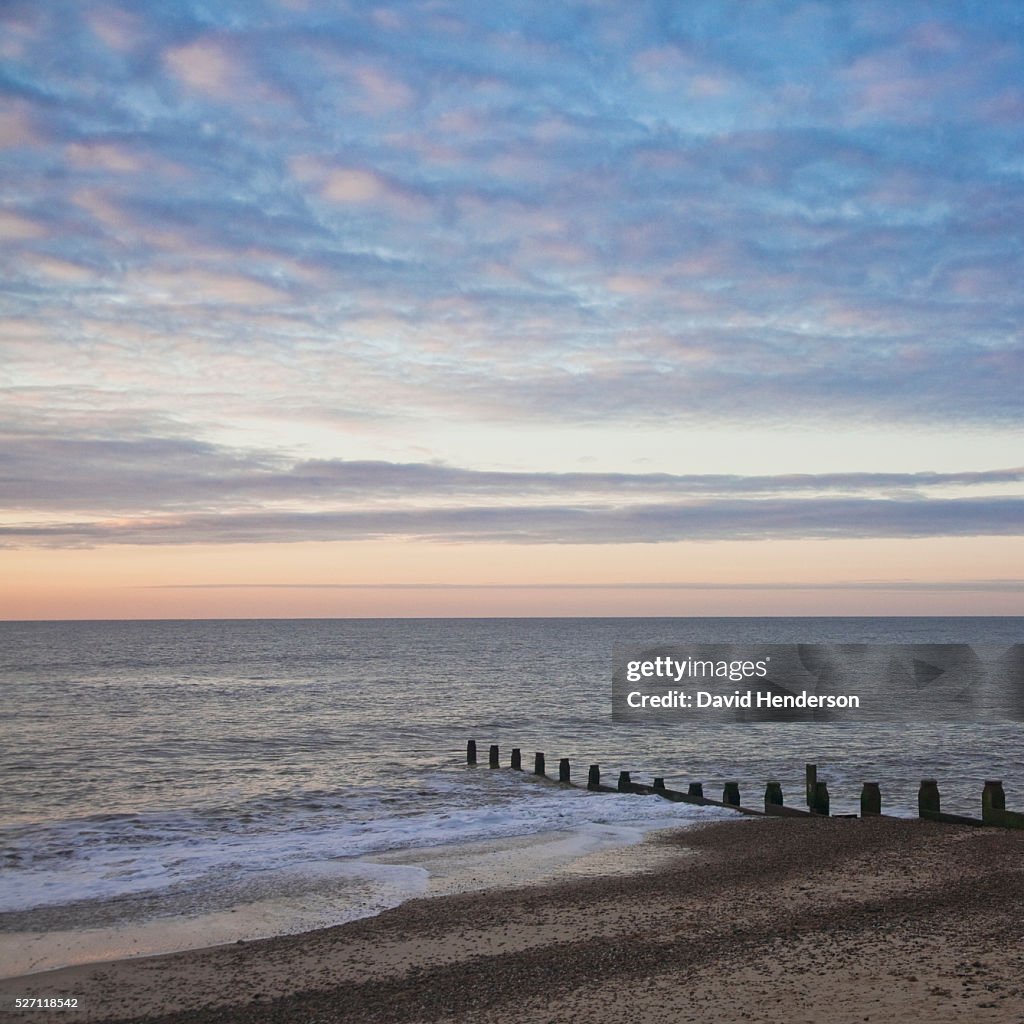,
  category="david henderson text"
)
[626,690,861,709]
